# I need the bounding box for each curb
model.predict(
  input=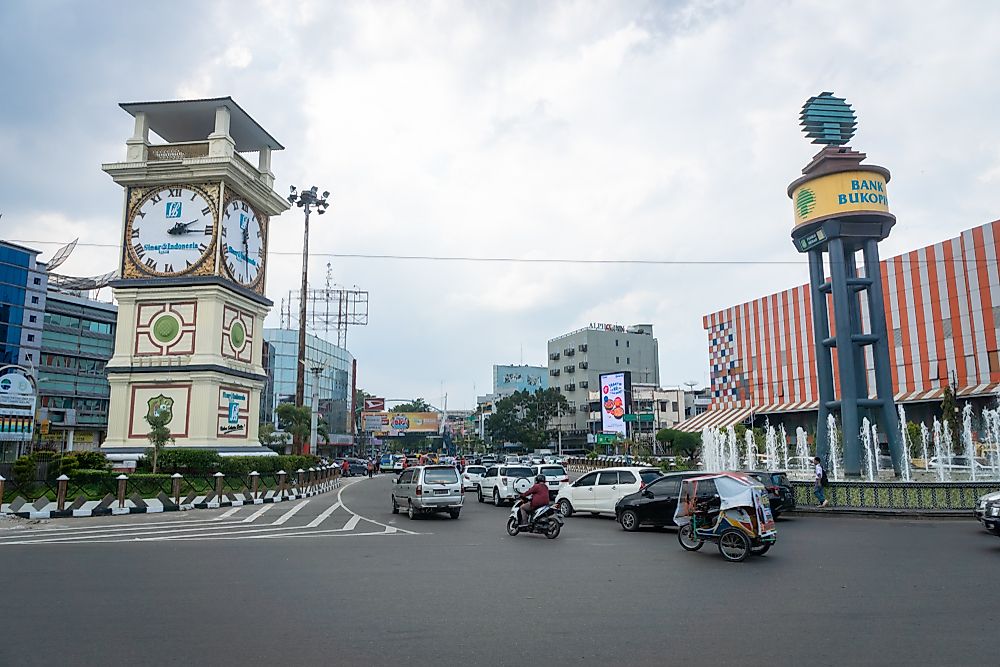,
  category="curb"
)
[4,481,342,521]
[788,507,973,520]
